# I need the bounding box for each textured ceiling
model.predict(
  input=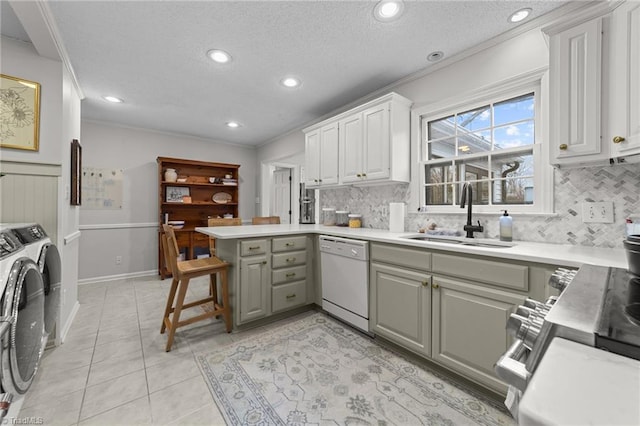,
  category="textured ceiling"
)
[6,1,569,146]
